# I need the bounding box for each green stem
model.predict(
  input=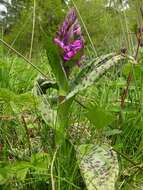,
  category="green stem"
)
[55,97,73,145]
